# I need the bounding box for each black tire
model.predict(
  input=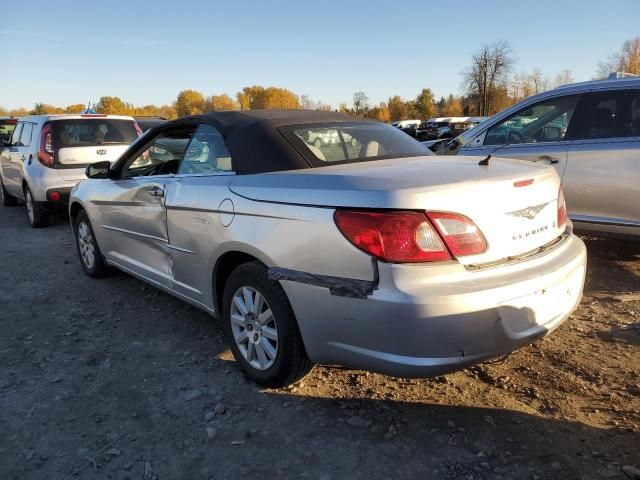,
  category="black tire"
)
[74,209,109,278]
[0,177,17,206]
[222,261,313,387]
[23,185,48,228]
